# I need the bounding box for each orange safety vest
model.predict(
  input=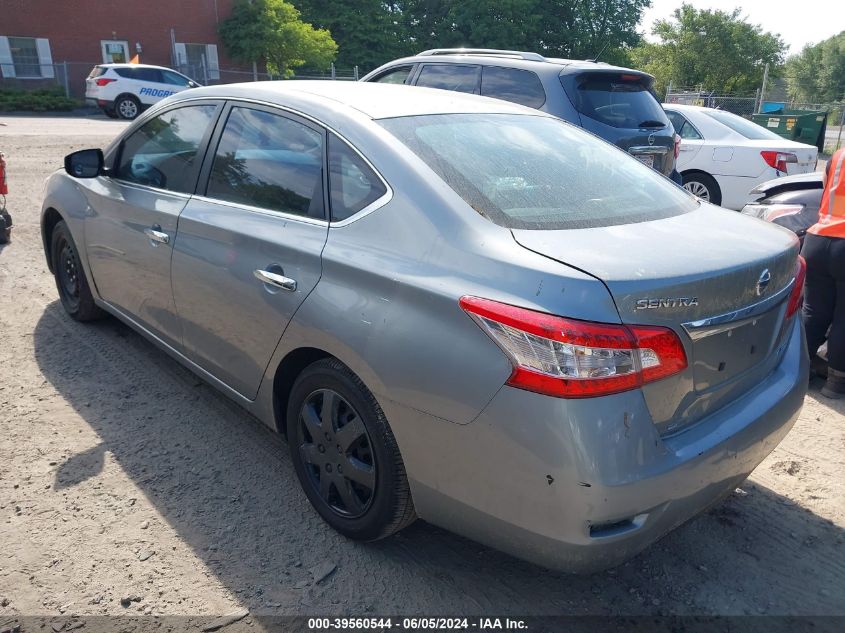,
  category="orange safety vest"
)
[808,148,845,238]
